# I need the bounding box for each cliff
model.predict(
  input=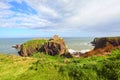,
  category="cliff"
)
[18,39,47,56]
[91,37,120,49]
[40,35,71,57]
[82,37,120,57]
[18,35,71,57]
